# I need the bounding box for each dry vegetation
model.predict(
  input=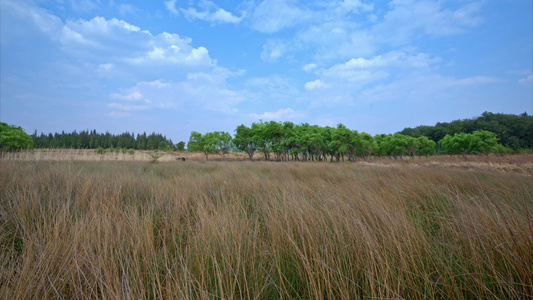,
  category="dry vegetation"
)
[1,154,532,299]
